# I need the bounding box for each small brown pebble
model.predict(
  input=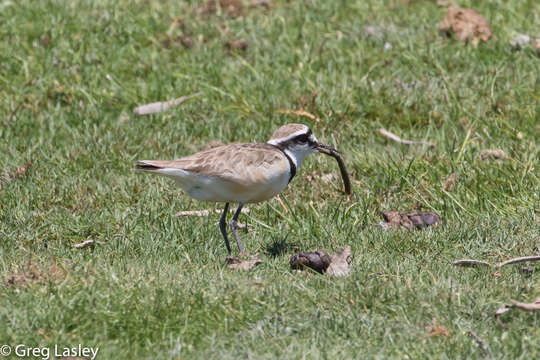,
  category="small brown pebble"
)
[408,212,441,229]
[180,35,194,48]
[439,7,492,45]
[40,34,51,47]
[224,39,249,52]
[480,149,508,161]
